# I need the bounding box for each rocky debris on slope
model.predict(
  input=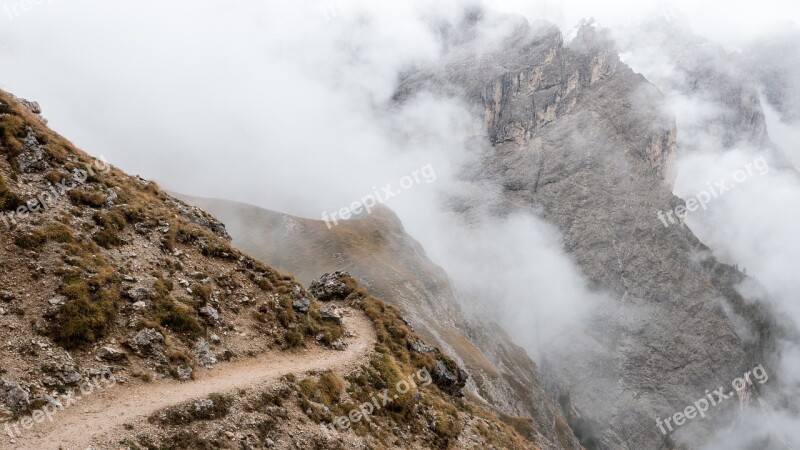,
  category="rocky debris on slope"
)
[292,296,310,313]
[126,328,166,363]
[168,198,232,241]
[198,305,220,322]
[122,283,152,303]
[97,346,127,362]
[309,272,349,301]
[330,339,346,350]
[17,98,41,115]
[17,126,50,173]
[194,338,217,368]
[175,365,193,381]
[291,284,311,313]
[52,365,82,385]
[409,338,435,354]
[0,380,31,411]
[433,358,468,397]
[318,305,343,324]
